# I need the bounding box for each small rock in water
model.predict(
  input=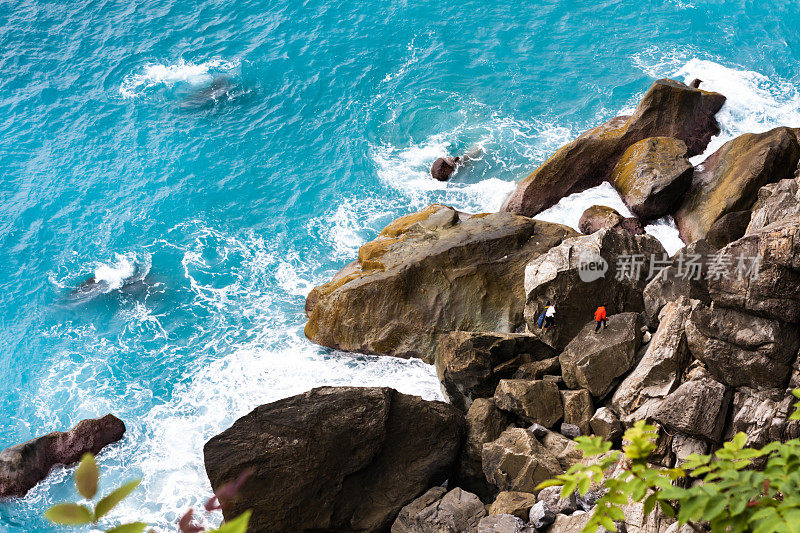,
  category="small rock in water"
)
[560,423,581,439]
[431,156,459,181]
